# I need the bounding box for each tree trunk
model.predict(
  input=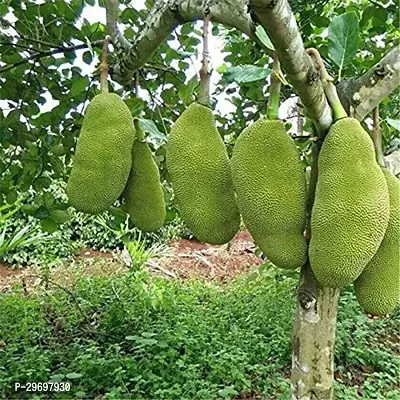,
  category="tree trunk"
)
[291,263,340,399]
